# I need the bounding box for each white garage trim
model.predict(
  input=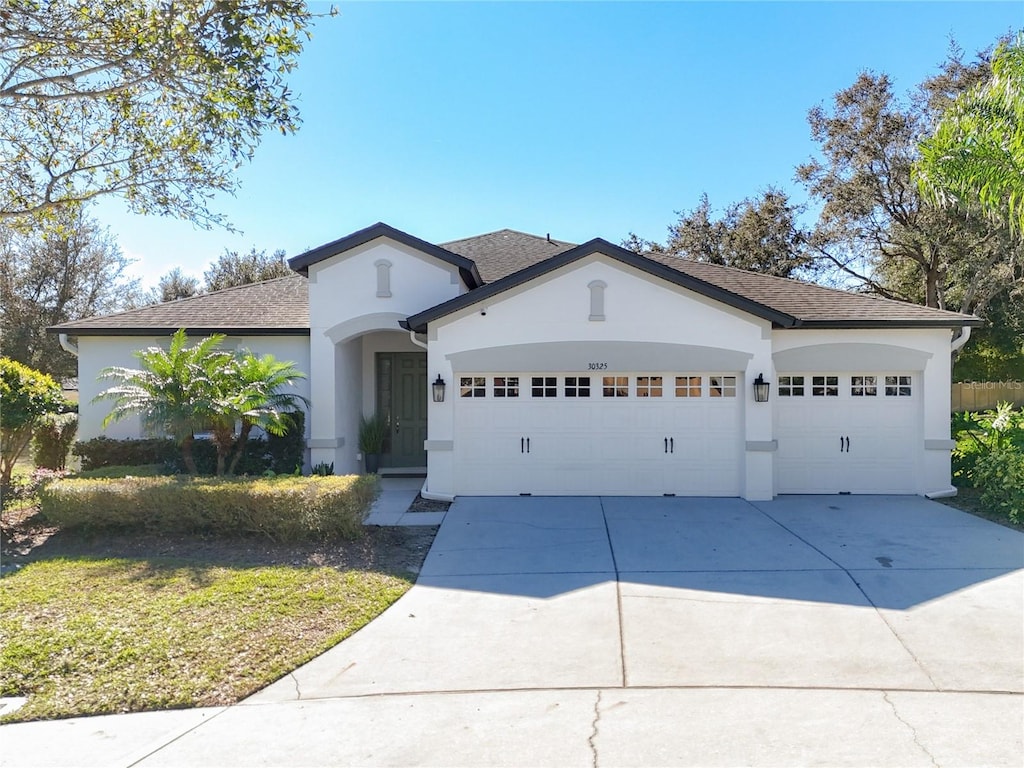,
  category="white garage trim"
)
[773,343,932,372]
